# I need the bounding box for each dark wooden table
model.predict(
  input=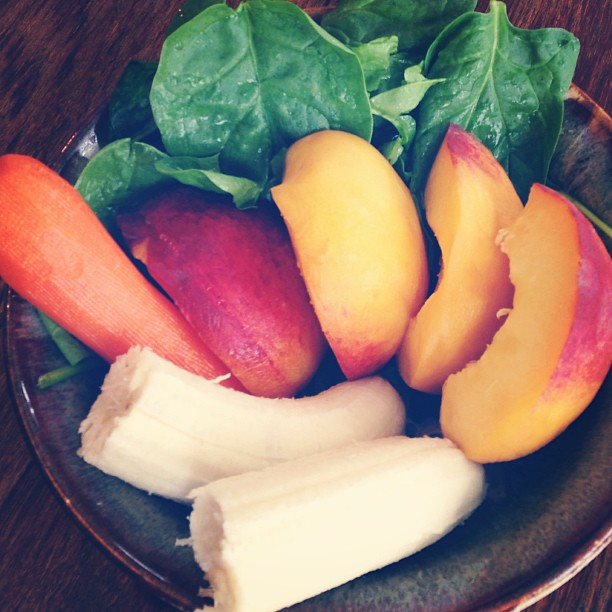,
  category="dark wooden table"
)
[0,1,610,610]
